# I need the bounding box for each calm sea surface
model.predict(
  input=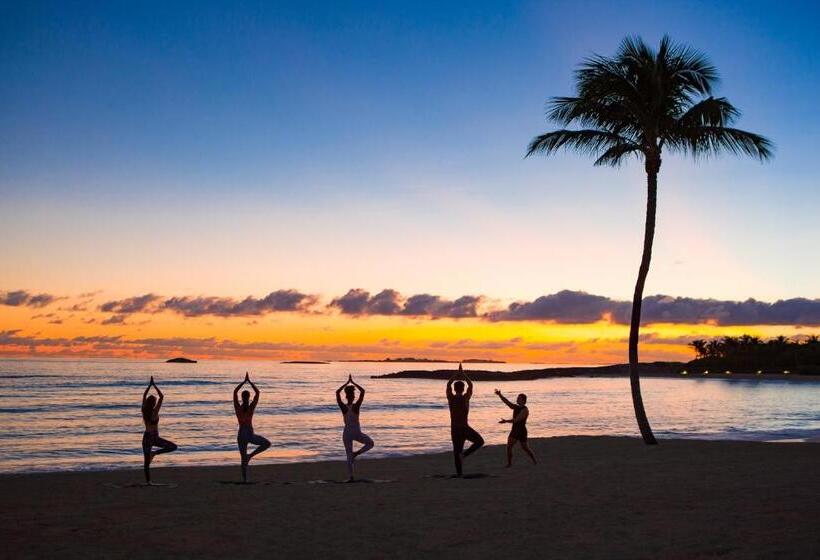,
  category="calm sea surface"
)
[1,359,819,473]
